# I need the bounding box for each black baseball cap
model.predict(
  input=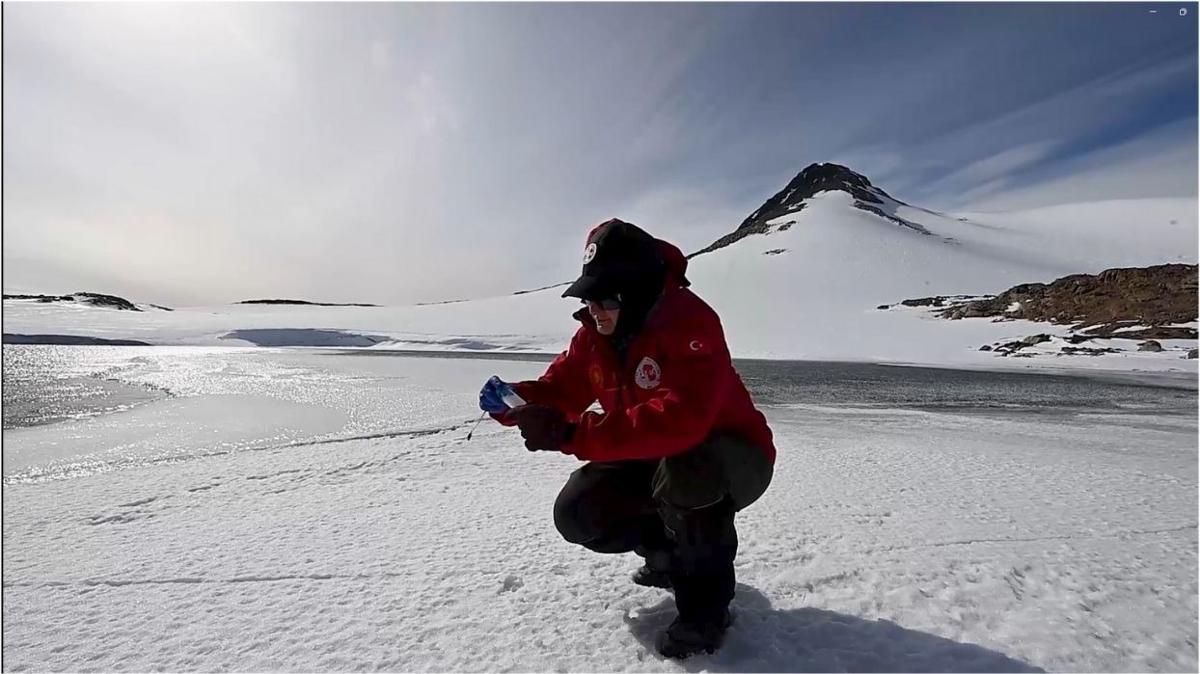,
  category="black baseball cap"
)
[562,219,664,301]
